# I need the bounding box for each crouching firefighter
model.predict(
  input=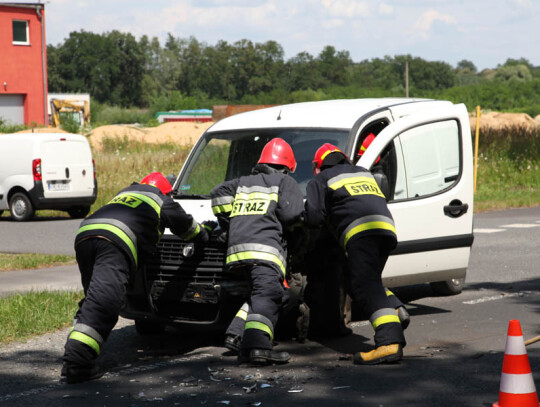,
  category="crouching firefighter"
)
[304,144,406,365]
[211,138,304,366]
[62,172,212,384]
